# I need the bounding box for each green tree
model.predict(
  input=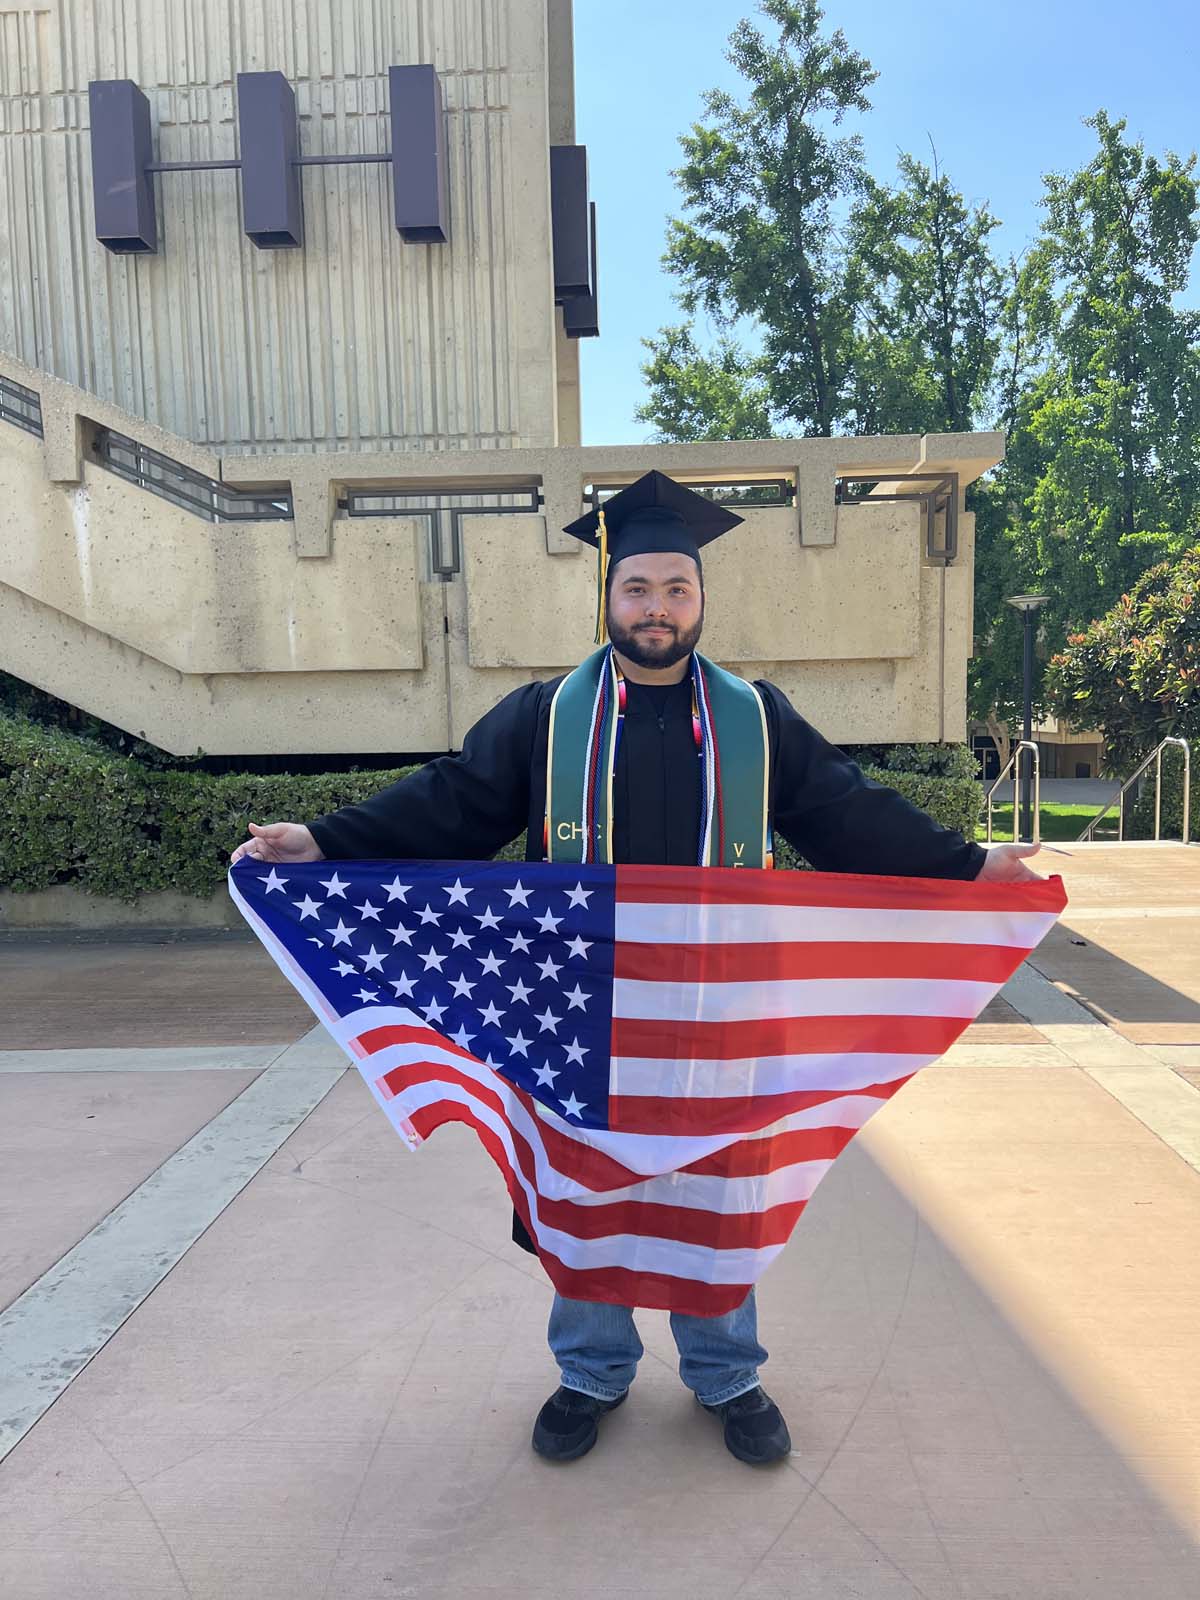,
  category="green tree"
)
[1045,546,1200,775]
[638,0,877,440]
[638,325,773,442]
[1000,112,1200,657]
[843,150,1005,436]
